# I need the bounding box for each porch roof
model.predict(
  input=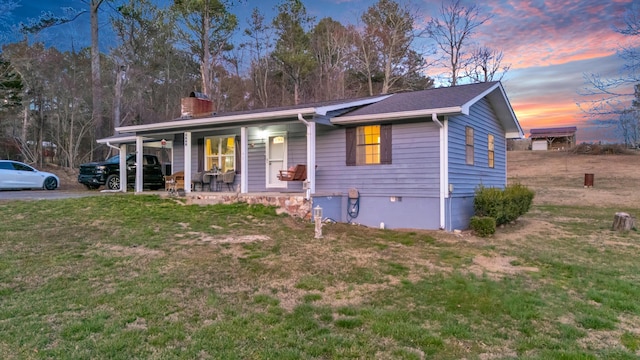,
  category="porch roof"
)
[111,96,389,137]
